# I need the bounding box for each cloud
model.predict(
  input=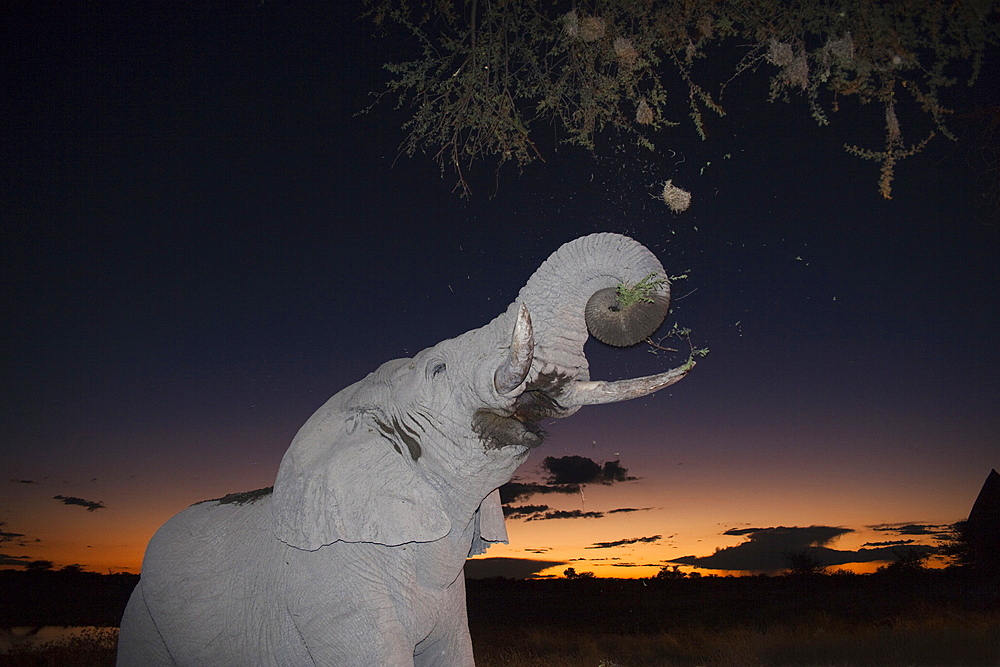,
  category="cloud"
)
[587,535,661,549]
[668,525,937,573]
[53,495,106,511]
[543,455,601,484]
[9,479,37,484]
[499,482,579,504]
[608,507,655,514]
[0,527,27,544]
[0,531,24,544]
[500,456,641,519]
[504,504,652,522]
[527,509,604,521]
[465,557,565,579]
[503,504,549,518]
[870,523,952,537]
[0,553,31,567]
[723,526,852,542]
[600,460,636,483]
[543,456,637,485]
[863,539,917,547]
